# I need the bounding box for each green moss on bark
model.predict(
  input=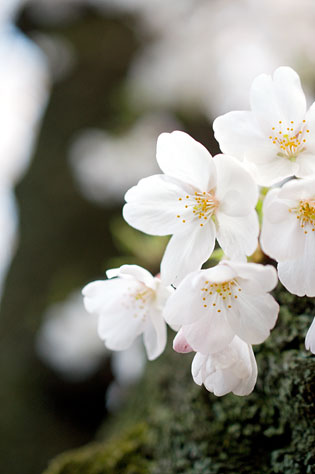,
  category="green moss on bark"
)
[44,287,315,474]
